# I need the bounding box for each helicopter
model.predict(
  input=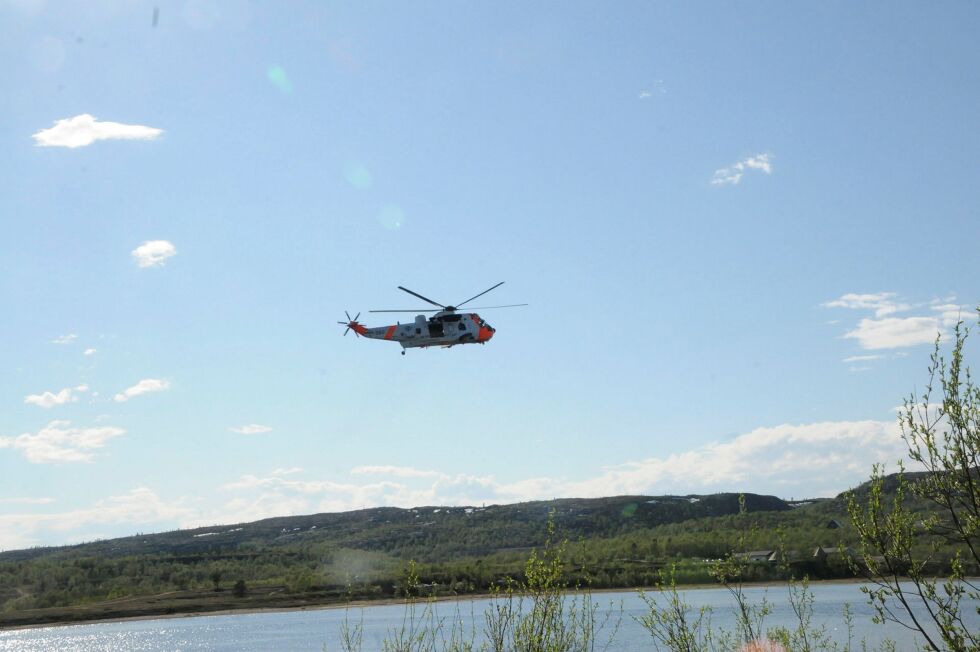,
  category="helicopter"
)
[339,282,526,354]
